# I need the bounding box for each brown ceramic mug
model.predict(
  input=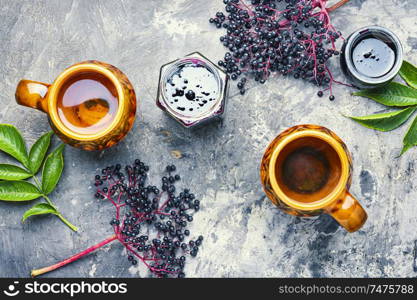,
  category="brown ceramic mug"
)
[260,124,367,232]
[15,60,136,151]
